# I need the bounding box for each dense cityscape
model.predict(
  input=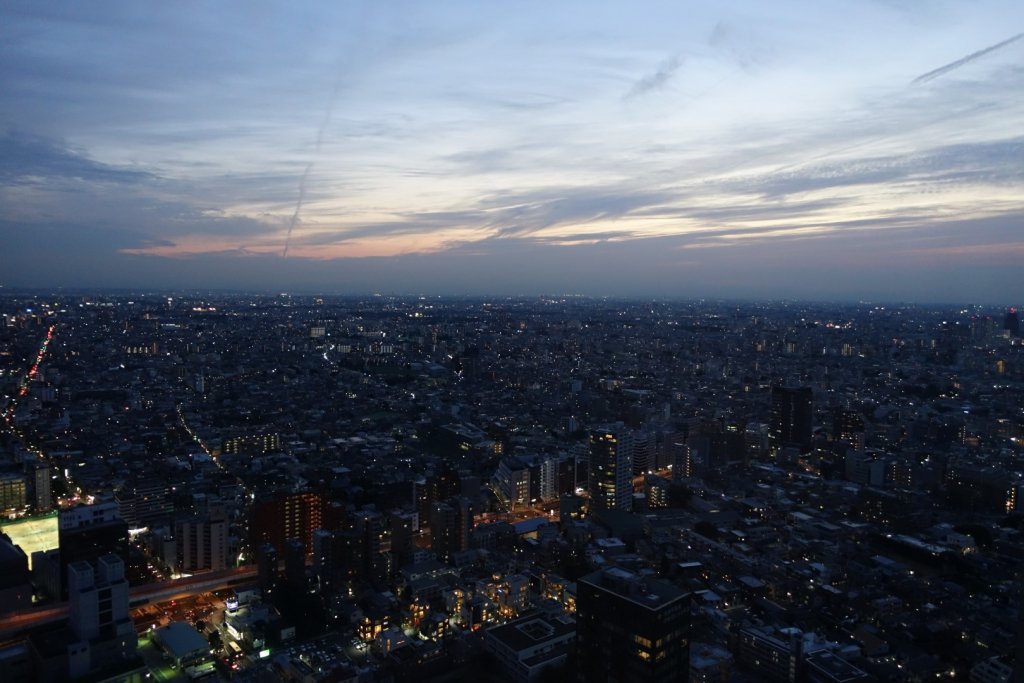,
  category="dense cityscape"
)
[0,292,1021,682]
